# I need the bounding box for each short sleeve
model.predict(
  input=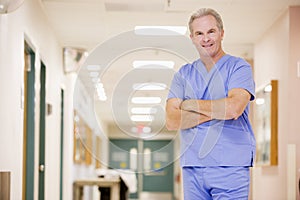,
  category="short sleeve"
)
[167,71,185,100]
[228,63,255,101]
